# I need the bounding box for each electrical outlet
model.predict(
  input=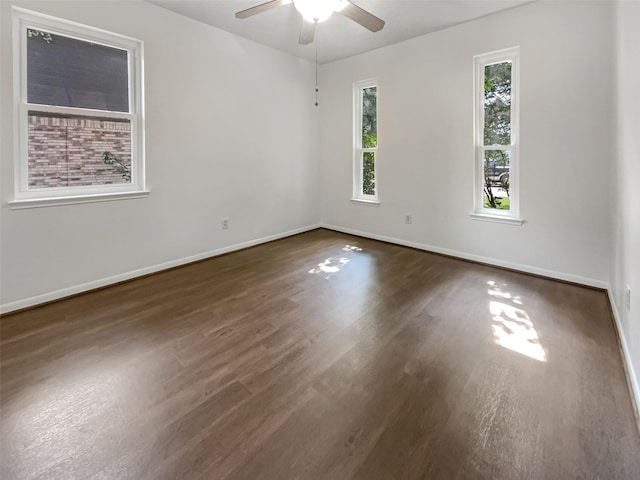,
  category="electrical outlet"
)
[221,217,229,230]
[626,285,631,311]
[404,214,412,225]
